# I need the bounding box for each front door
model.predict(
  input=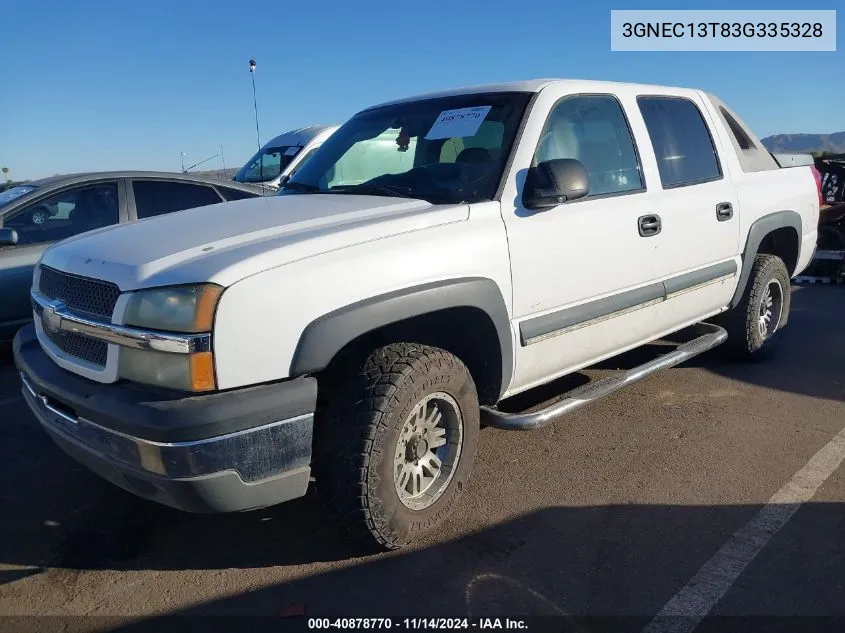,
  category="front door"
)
[500,91,669,394]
